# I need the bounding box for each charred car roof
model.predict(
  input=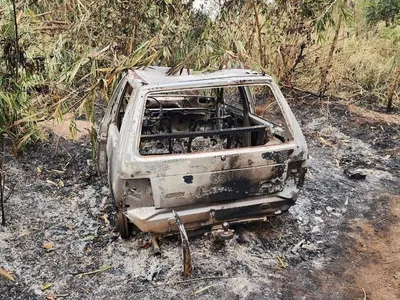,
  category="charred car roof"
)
[127,66,273,87]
